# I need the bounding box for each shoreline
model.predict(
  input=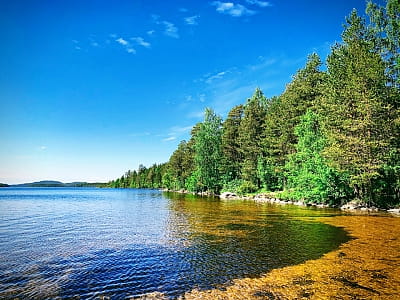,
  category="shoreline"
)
[181,213,400,299]
[164,189,400,216]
